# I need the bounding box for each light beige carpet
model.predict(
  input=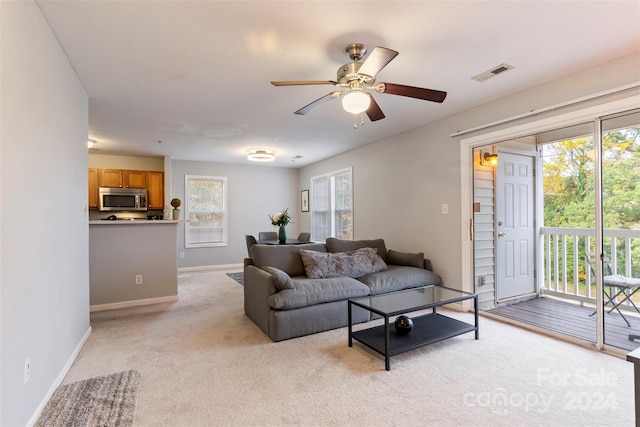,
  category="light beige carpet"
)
[61,269,634,426]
